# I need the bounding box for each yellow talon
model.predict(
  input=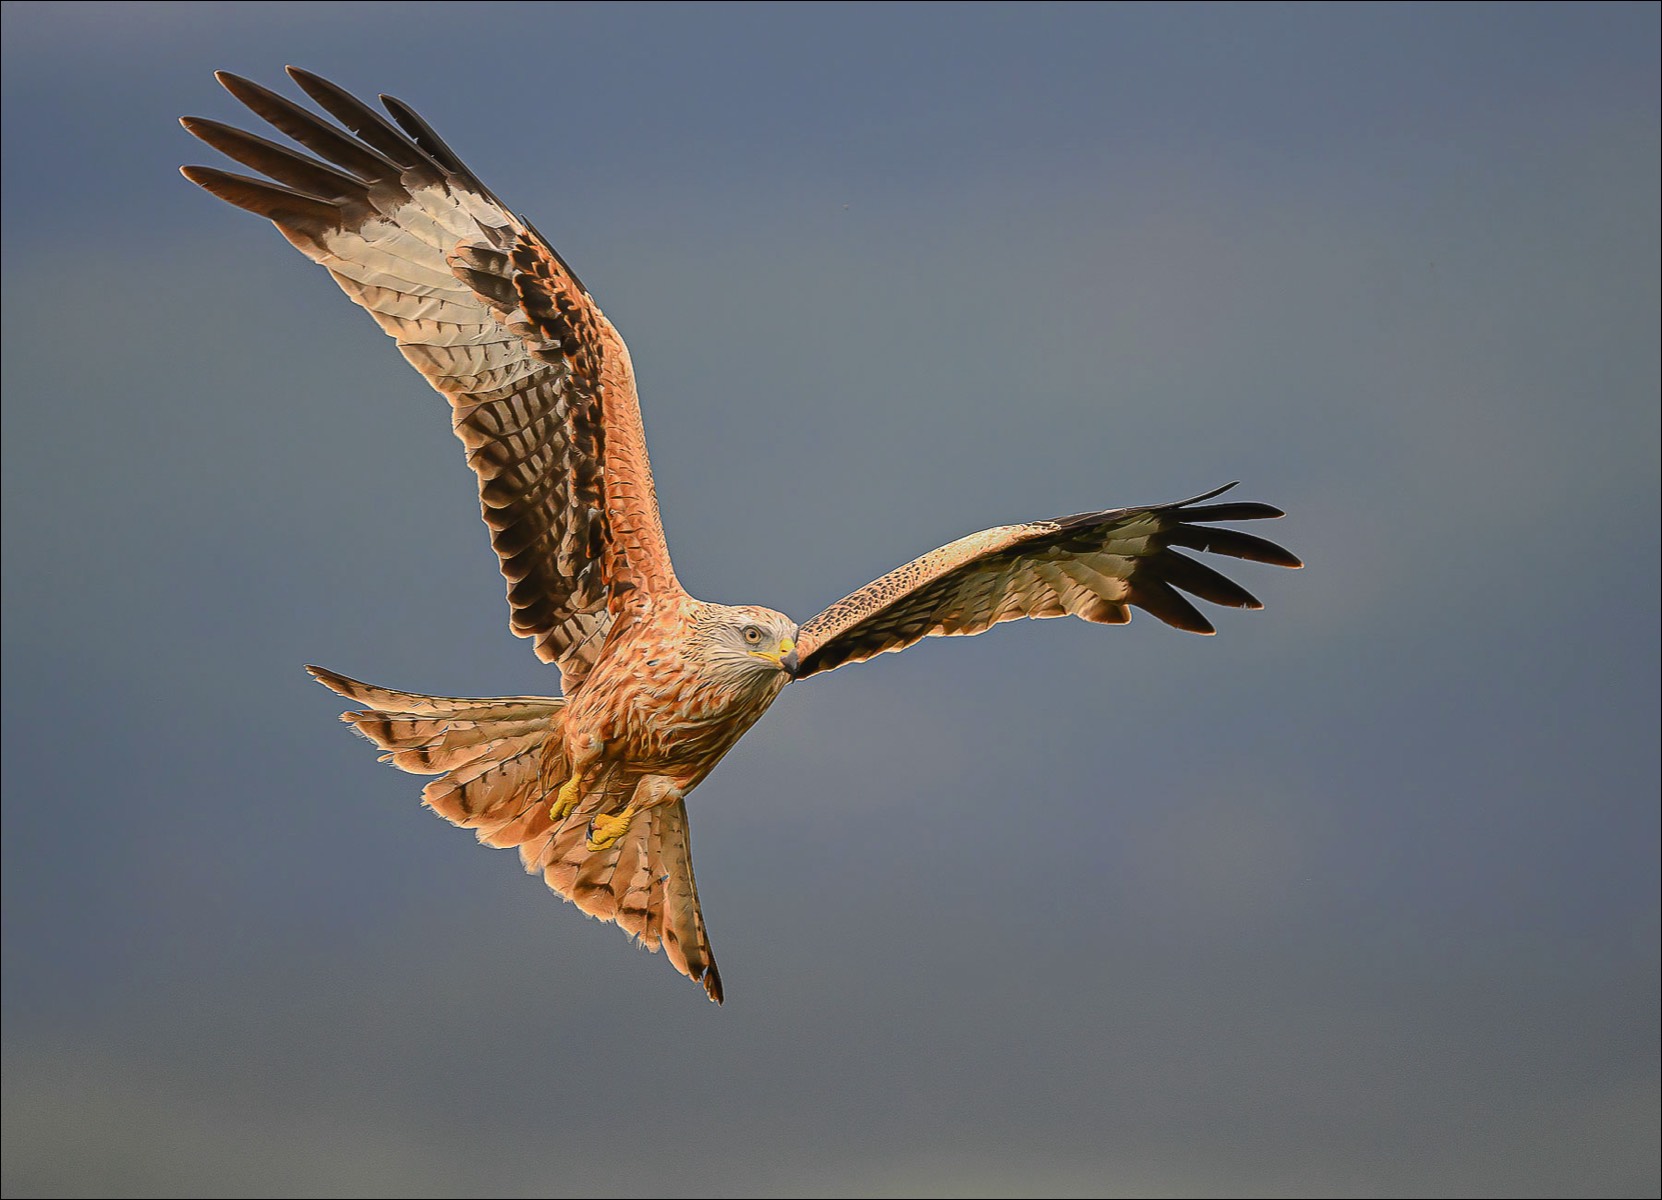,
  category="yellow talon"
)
[549,775,583,824]
[586,807,637,852]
